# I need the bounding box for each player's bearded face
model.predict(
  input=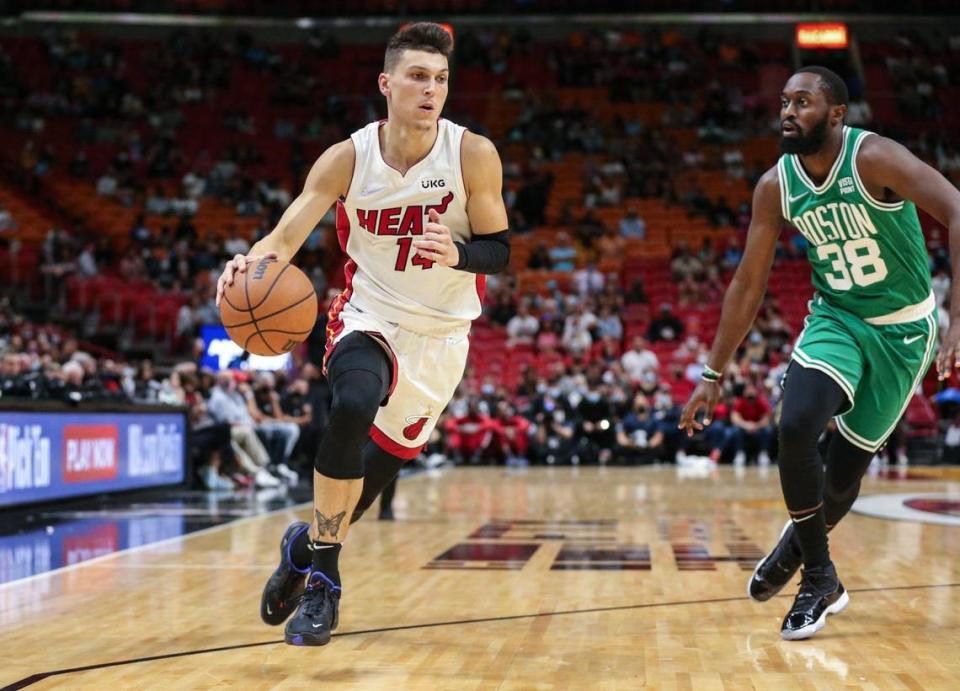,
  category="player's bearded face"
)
[779,111,830,155]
